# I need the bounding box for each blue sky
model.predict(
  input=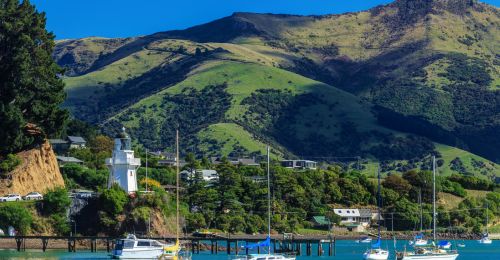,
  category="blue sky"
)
[32,0,500,39]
